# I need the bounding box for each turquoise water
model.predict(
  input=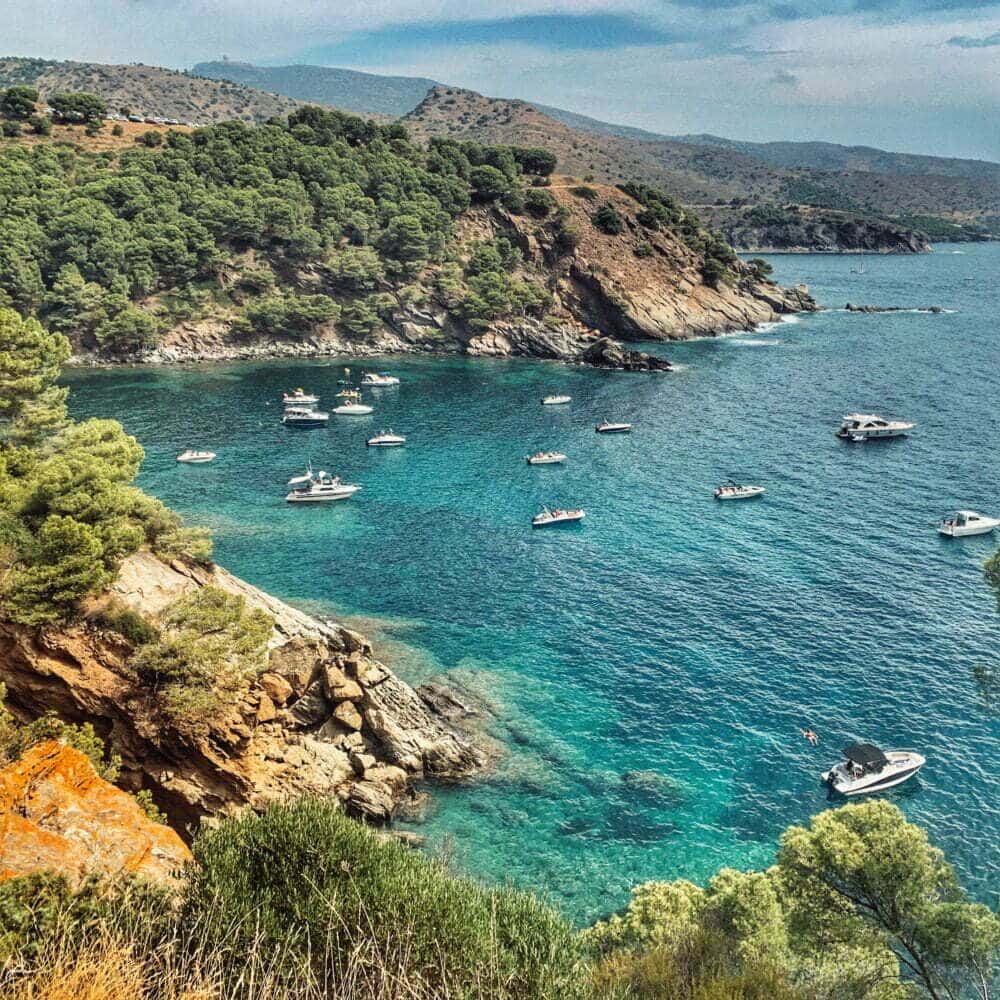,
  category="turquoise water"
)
[65,244,1000,923]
